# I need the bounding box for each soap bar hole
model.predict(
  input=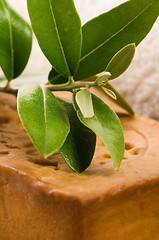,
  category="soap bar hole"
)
[105,153,111,158]
[0,150,9,155]
[129,147,143,156]
[0,117,10,124]
[125,142,134,150]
